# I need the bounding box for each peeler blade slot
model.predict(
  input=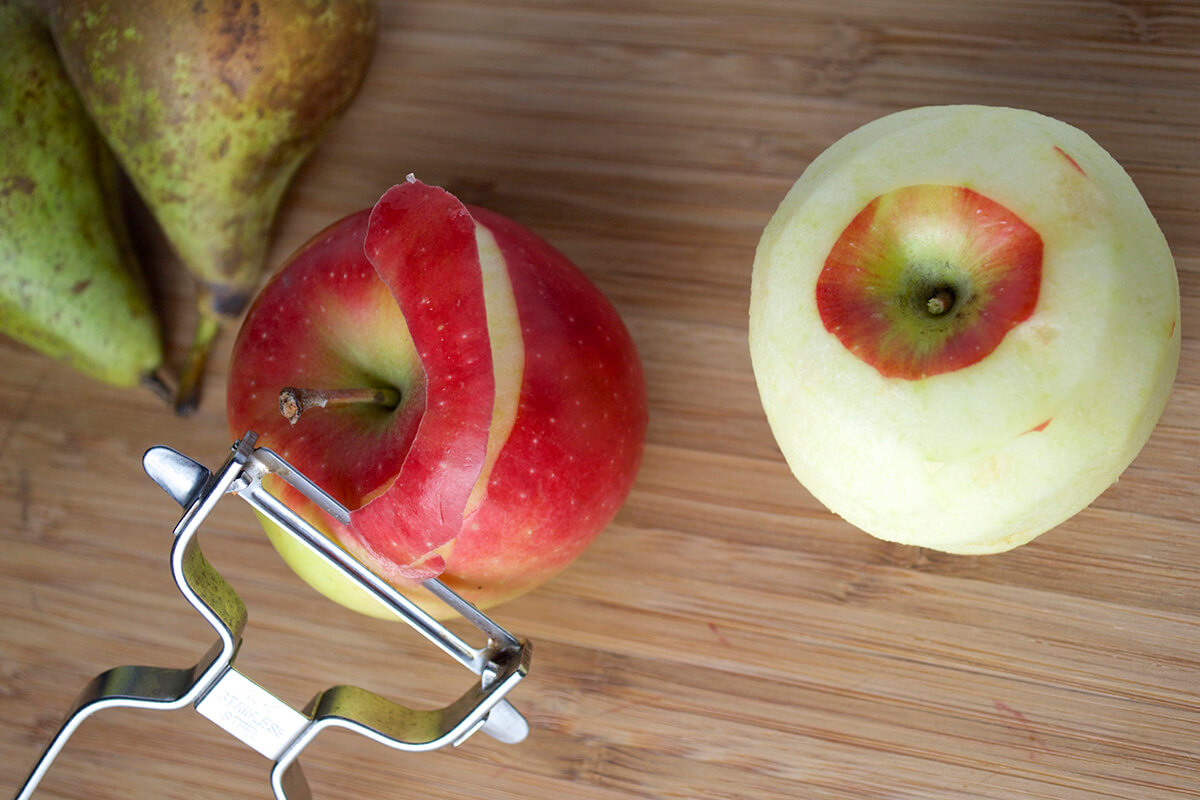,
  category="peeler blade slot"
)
[232,436,525,675]
[235,460,495,675]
